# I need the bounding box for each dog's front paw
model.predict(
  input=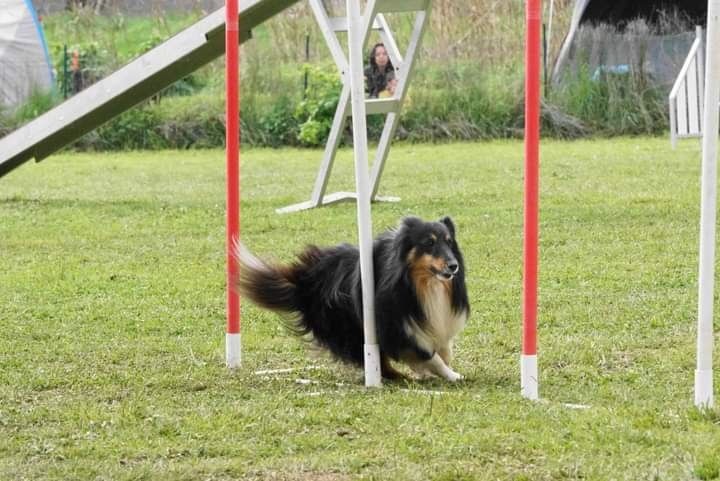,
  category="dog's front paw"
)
[445,370,464,382]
